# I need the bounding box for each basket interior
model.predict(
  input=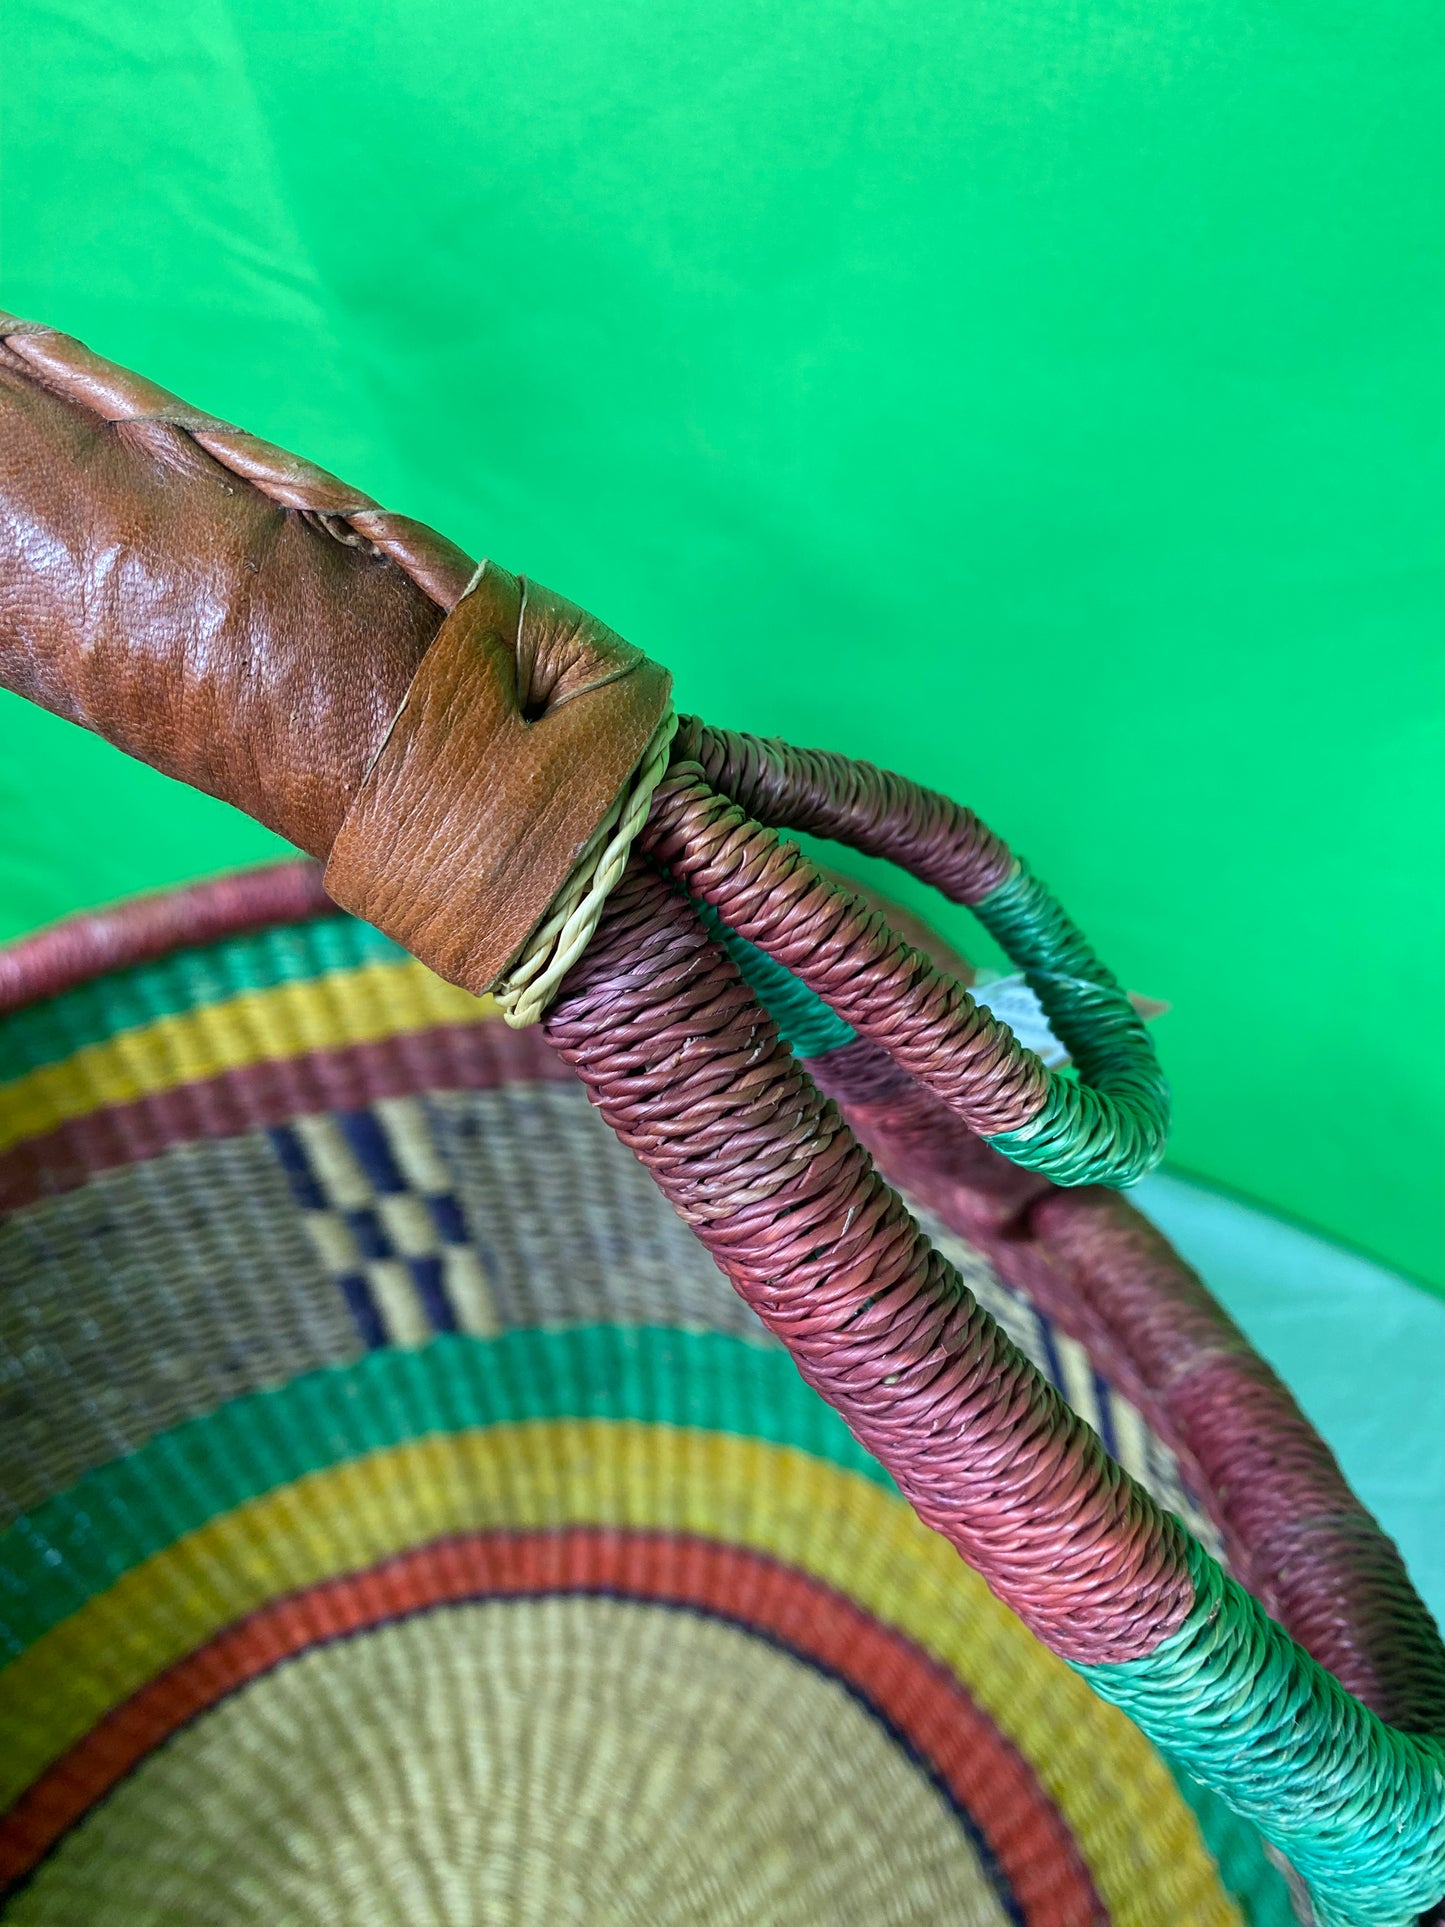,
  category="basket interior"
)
[0,906,1303,1923]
